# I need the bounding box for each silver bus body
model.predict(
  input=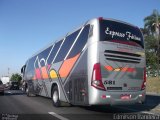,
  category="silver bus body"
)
[22,17,146,106]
